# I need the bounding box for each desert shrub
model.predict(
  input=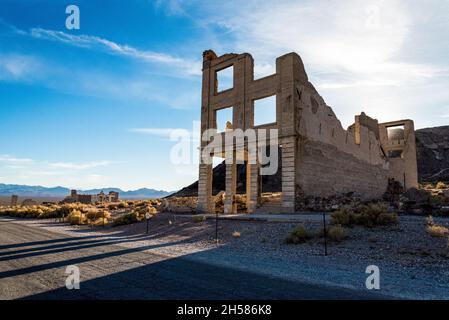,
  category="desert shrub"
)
[68,210,88,225]
[117,201,129,209]
[327,224,347,243]
[426,224,448,238]
[331,203,398,228]
[330,208,357,226]
[112,212,143,227]
[436,182,447,190]
[133,205,157,216]
[85,208,101,220]
[376,212,399,226]
[91,217,109,226]
[192,215,206,223]
[0,204,73,219]
[285,225,312,244]
[422,183,434,190]
[85,208,110,221]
